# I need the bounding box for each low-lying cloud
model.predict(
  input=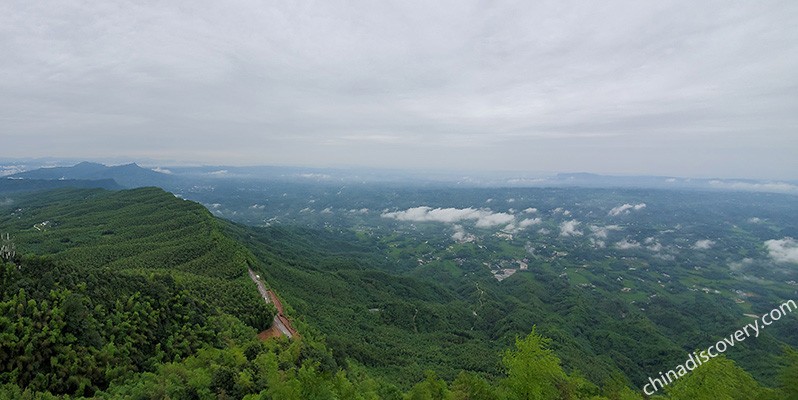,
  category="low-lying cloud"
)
[559,220,582,237]
[615,239,641,250]
[764,237,798,264]
[590,224,622,239]
[608,203,646,216]
[451,225,476,242]
[518,218,542,228]
[693,239,715,250]
[644,237,663,252]
[382,206,515,228]
[151,167,172,174]
[709,180,798,195]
